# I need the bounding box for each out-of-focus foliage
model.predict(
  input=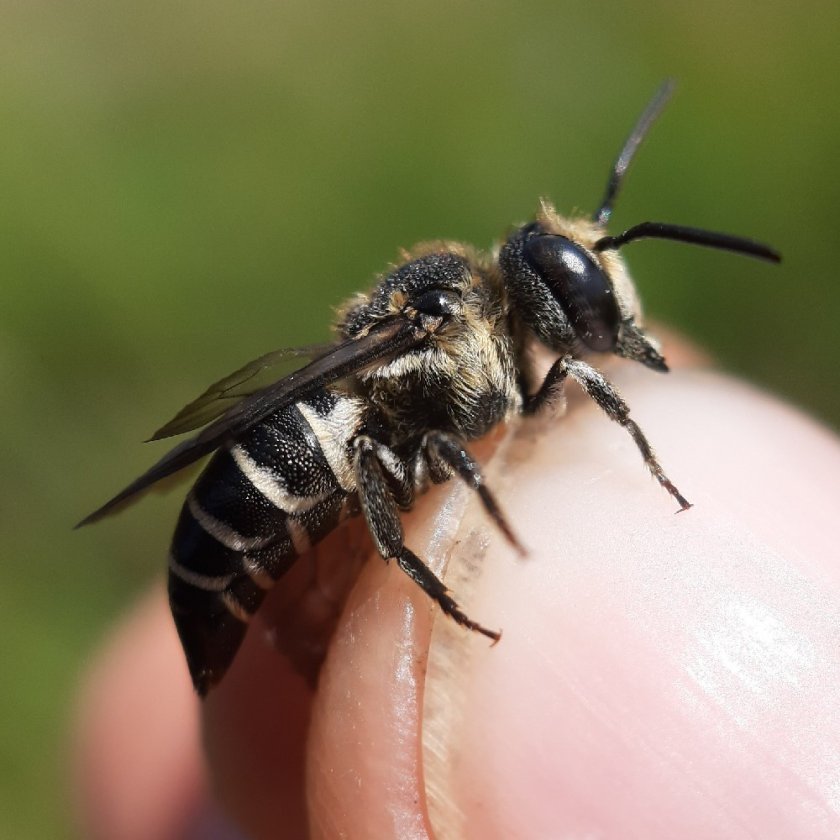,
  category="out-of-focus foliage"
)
[1,0,837,835]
